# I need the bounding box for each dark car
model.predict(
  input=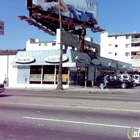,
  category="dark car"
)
[95,75,134,89]
[0,83,5,93]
